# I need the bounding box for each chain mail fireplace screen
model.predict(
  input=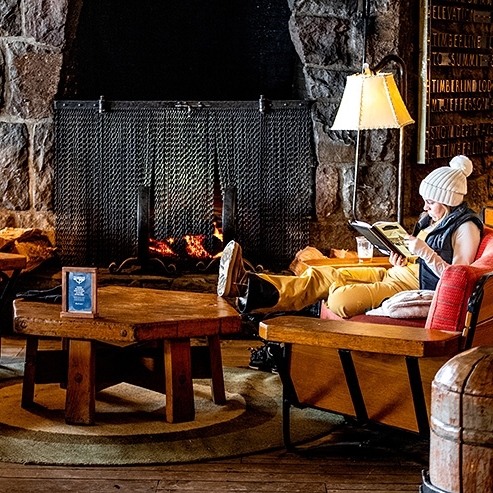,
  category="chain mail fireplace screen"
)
[54,99,314,272]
